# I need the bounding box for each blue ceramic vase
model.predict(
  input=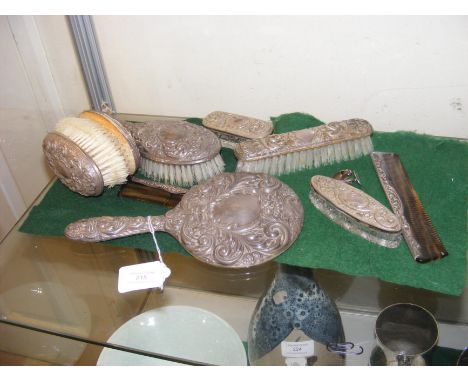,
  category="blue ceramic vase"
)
[247,264,345,366]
